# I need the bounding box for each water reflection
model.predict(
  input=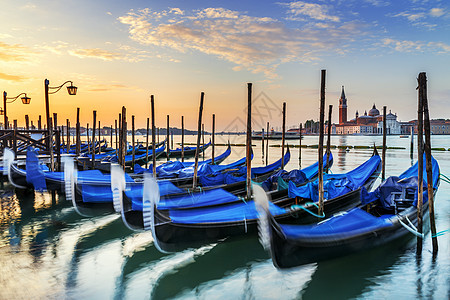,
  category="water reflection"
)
[301,241,410,300]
